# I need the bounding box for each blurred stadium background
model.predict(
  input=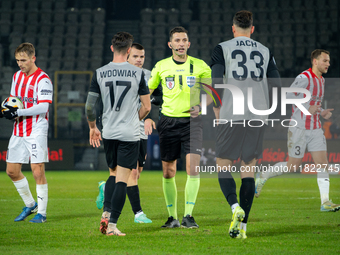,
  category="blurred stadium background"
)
[0,0,339,170]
